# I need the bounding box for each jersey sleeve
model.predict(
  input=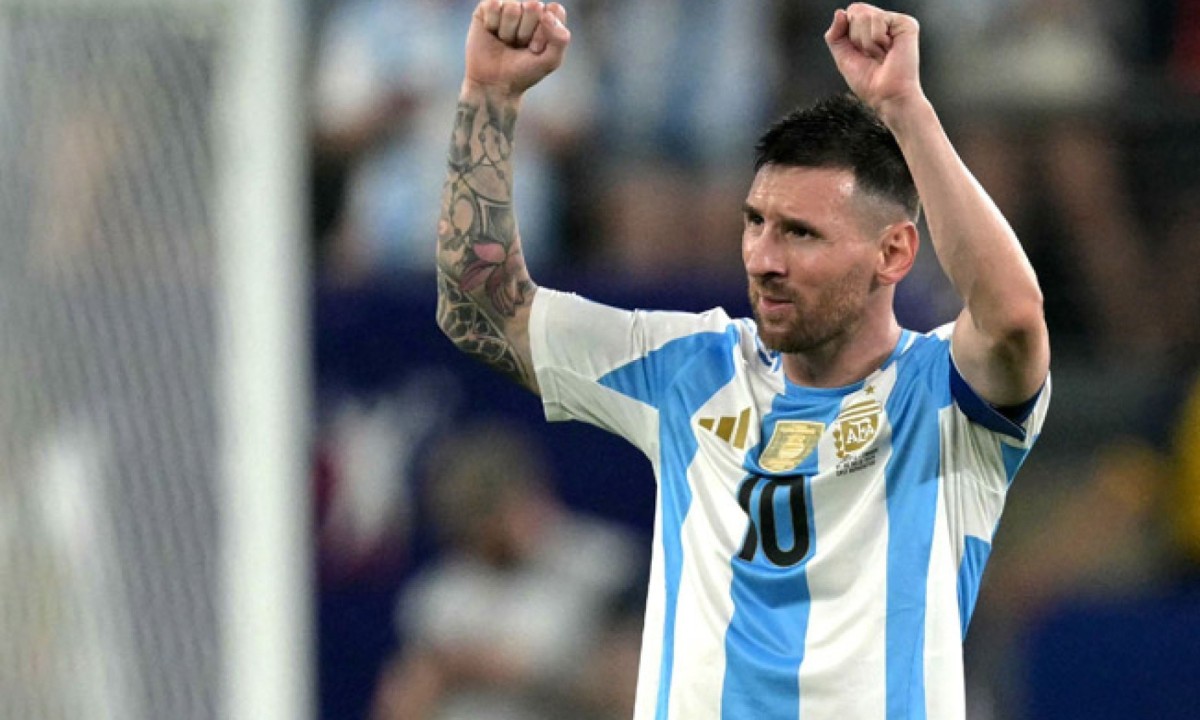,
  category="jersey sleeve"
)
[529,288,737,458]
[931,322,1051,499]
[941,323,1051,448]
